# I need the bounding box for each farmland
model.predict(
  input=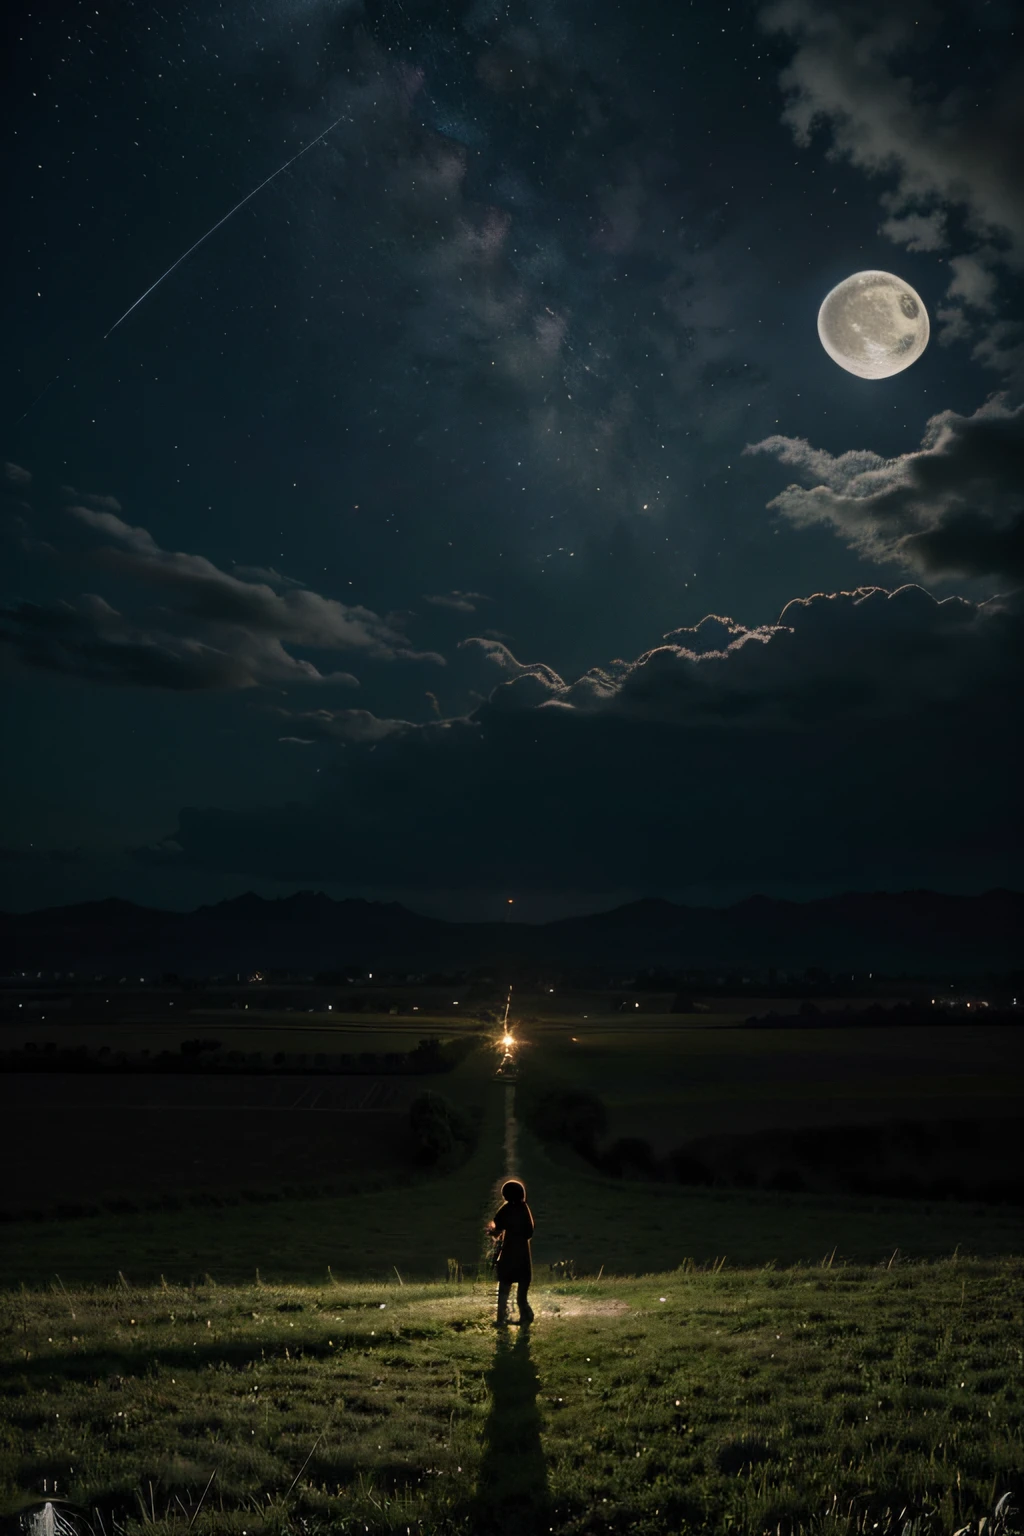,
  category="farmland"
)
[0,1031,496,1220]
[519,1021,1024,1148]
[3,1003,1022,1223]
